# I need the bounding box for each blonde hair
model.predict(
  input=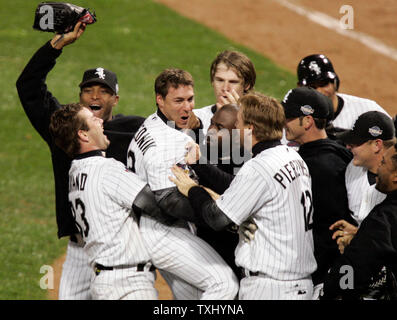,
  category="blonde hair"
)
[210,50,256,93]
[239,92,285,141]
